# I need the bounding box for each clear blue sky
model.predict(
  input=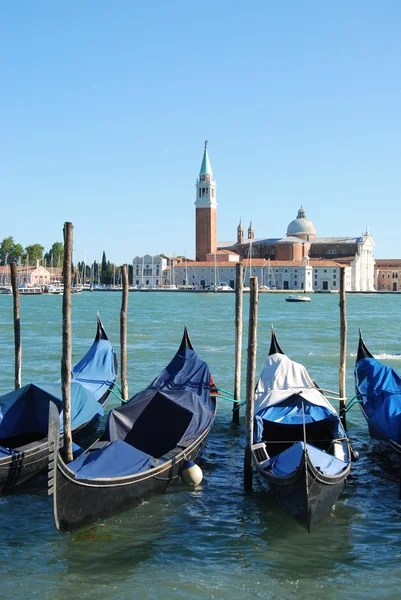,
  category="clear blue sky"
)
[1,1,400,264]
